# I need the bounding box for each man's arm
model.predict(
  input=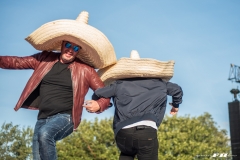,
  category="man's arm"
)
[169,103,179,115]
[84,84,116,113]
[94,83,116,98]
[166,81,183,113]
[85,68,112,113]
[0,53,42,69]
